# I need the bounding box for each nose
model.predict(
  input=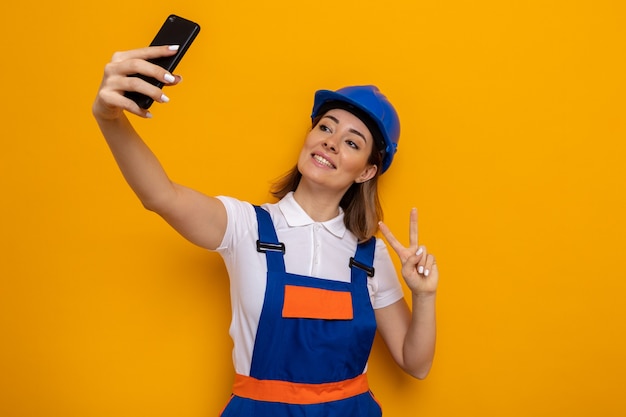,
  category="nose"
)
[323,135,339,153]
